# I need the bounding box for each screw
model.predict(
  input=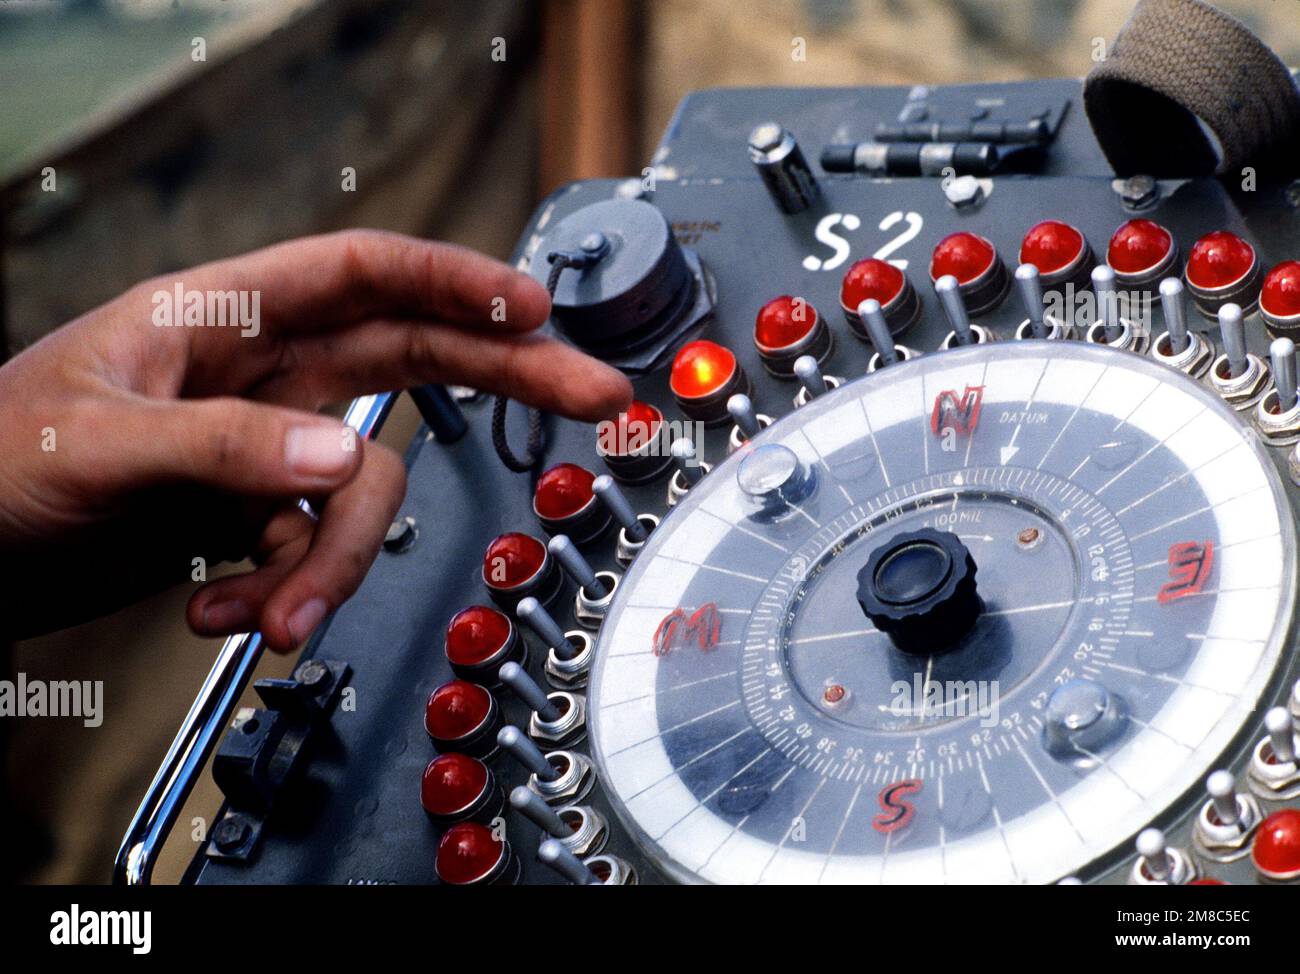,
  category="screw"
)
[383,516,417,553]
[294,659,331,690]
[944,175,985,209]
[1118,174,1158,209]
[212,815,251,852]
[823,684,847,705]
